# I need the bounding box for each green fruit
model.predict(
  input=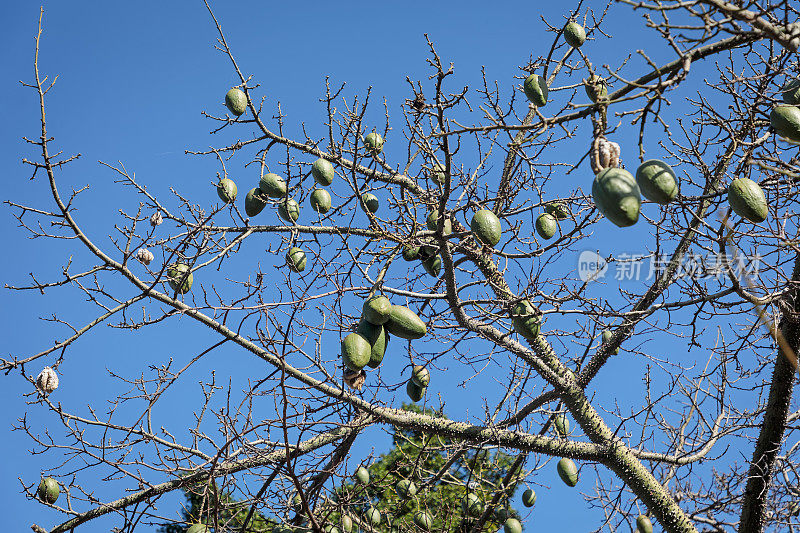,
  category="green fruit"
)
[363,295,392,325]
[385,305,427,340]
[422,254,441,278]
[286,247,307,273]
[187,525,209,533]
[361,193,379,214]
[278,198,300,222]
[364,132,384,154]
[770,104,800,142]
[341,515,353,533]
[310,189,332,214]
[406,379,426,402]
[557,458,579,487]
[311,158,335,186]
[355,465,370,485]
[395,479,417,498]
[430,162,446,185]
[326,527,341,533]
[366,507,381,526]
[494,506,508,522]
[225,88,247,116]
[357,319,388,368]
[259,173,288,198]
[791,502,800,517]
[245,187,267,217]
[602,329,619,354]
[554,413,570,437]
[217,178,238,203]
[783,79,800,105]
[167,263,193,294]
[544,202,570,220]
[413,511,433,530]
[471,209,502,246]
[636,515,653,533]
[341,333,371,371]
[635,159,678,204]
[402,246,420,261]
[564,21,586,47]
[535,213,558,240]
[592,167,641,227]
[523,73,548,107]
[426,210,452,234]
[411,365,430,387]
[511,300,540,340]
[462,492,483,517]
[504,518,522,533]
[522,488,536,507]
[728,177,768,223]
[584,74,608,103]
[38,477,59,504]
